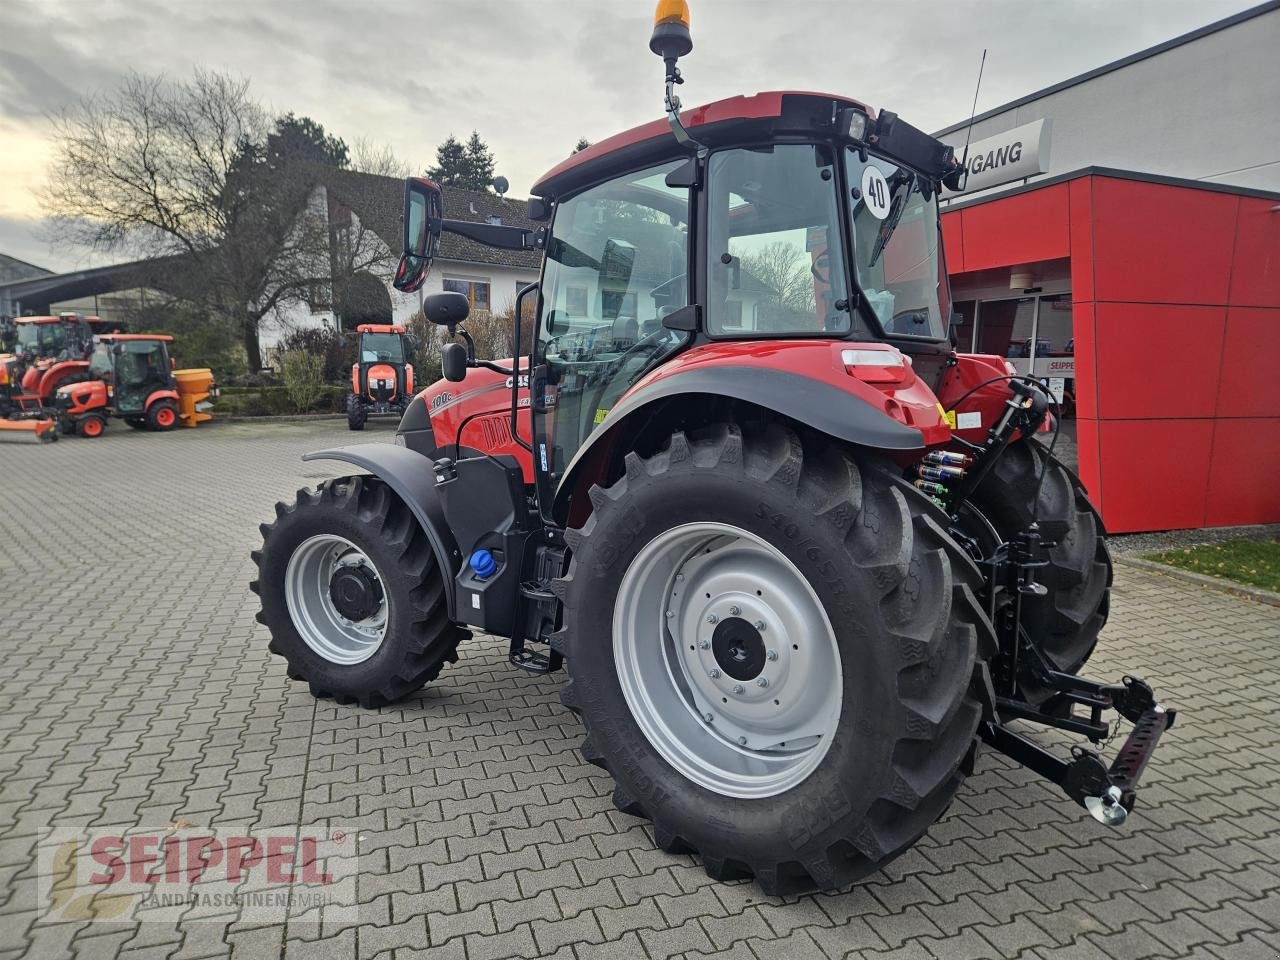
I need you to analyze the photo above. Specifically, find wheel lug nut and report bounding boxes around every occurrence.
[729,605,741,616]
[767,649,779,661]
[733,684,744,695]
[699,639,710,650]
[737,736,748,746]
[754,620,766,631]
[709,668,721,679]
[676,573,685,582]
[704,712,713,723]
[666,610,674,618]
[756,677,769,688]
[706,614,718,624]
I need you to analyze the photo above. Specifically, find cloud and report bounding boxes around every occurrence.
[0,0,1261,240]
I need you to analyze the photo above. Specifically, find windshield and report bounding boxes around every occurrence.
[706,144,852,336]
[360,332,404,363]
[19,322,67,355]
[846,149,949,339]
[535,160,690,489]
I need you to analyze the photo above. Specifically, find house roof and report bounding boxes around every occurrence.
[316,168,541,271]
[0,253,54,286]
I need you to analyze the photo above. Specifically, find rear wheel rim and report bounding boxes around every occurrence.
[285,534,388,664]
[156,407,175,426]
[613,522,842,799]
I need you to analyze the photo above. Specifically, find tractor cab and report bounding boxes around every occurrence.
[12,313,103,362]
[91,335,175,415]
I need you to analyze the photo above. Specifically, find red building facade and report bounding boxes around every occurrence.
[942,168,1280,533]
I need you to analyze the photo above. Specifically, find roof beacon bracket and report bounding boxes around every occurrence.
[650,1,706,157]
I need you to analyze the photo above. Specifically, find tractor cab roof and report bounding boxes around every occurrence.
[357,324,406,335]
[15,313,102,326]
[532,91,877,199]
[97,333,173,343]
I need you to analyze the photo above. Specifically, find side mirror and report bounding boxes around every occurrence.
[441,342,467,382]
[527,197,552,221]
[423,291,469,329]
[393,178,443,293]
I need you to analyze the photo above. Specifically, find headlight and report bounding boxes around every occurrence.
[839,107,870,143]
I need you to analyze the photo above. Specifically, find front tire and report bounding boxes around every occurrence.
[251,476,467,707]
[346,395,366,431]
[556,423,995,894]
[77,414,106,438]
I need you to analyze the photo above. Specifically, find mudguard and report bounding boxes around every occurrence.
[303,444,463,618]
[554,364,926,518]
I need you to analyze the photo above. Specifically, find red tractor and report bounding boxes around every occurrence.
[346,323,415,430]
[54,334,185,437]
[253,5,1172,894]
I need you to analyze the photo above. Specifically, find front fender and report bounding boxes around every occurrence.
[303,444,462,619]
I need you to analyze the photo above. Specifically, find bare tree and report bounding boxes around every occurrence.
[350,137,411,179]
[740,240,813,311]
[43,70,349,369]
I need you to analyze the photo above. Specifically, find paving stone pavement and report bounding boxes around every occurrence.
[1,419,1277,960]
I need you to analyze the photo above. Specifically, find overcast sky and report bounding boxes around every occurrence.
[0,0,1259,273]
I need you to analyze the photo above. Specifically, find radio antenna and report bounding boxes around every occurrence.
[958,48,987,190]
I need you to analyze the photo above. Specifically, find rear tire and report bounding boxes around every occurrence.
[252,476,467,707]
[556,422,996,894]
[969,440,1110,697]
[147,400,179,431]
[346,395,366,431]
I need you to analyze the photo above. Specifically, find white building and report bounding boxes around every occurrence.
[261,169,542,350]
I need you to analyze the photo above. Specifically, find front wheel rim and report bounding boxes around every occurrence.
[285,534,388,664]
[613,522,842,799]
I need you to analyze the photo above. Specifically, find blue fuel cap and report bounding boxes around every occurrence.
[470,549,497,579]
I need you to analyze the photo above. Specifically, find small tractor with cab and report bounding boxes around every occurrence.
[252,3,1174,893]
[54,333,217,438]
[0,313,123,442]
[346,323,415,431]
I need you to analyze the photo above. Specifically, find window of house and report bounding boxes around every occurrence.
[444,278,491,312]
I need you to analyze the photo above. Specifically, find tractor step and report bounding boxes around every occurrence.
[508,646,563,675]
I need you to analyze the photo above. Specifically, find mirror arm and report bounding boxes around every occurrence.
[453,327,514,376]
[454,328,477,363]
[440,218,536,251]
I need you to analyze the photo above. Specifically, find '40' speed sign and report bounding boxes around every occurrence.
[861,166,891,220]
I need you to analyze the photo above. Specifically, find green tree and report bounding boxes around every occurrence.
[428,131,497,190]
[463,131,495,189]
[573,137,591,154]
[427,134,470,187]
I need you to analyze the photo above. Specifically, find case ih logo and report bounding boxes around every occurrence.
[36,827,358,924]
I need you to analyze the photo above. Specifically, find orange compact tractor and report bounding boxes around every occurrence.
[54,334,216,438]
[346,324,414,430]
